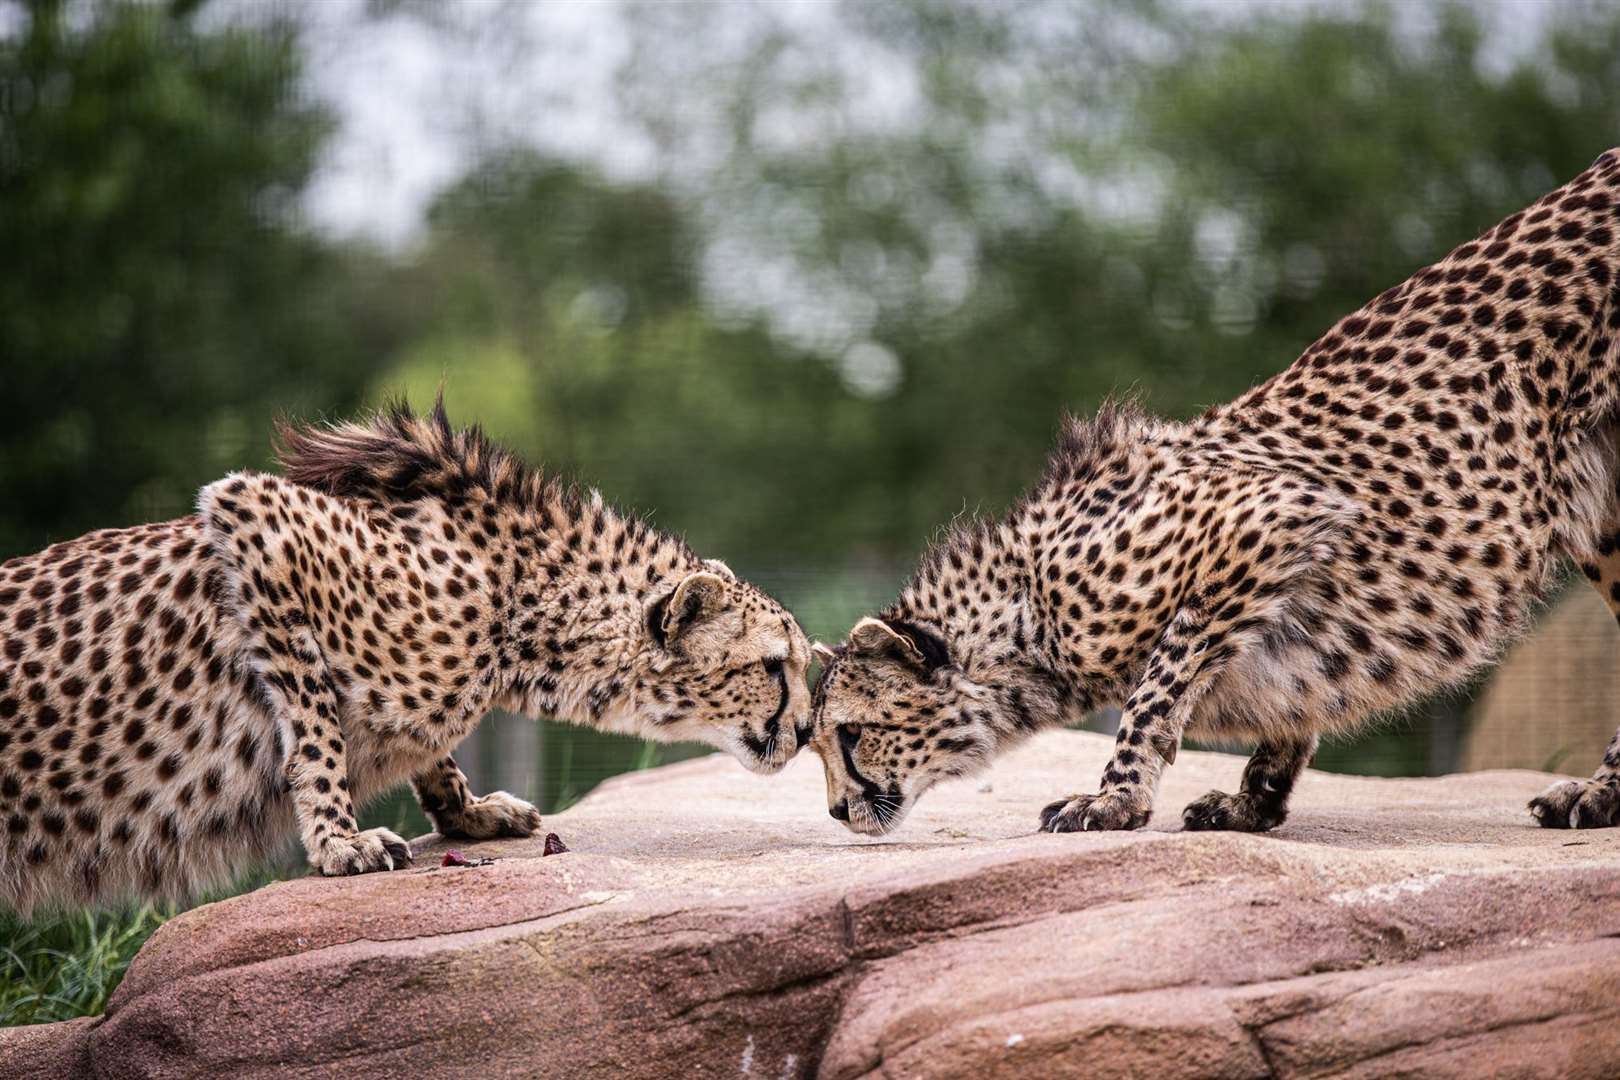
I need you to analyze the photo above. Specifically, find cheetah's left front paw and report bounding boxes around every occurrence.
[438,791,543,840]
[1529,779,1620,830]
[1039,789,1150,833]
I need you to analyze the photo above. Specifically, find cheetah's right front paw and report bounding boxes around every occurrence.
[1529,779,1620,830]
[316,827,415,876]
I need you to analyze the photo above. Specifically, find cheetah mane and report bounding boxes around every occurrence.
[276,395,581,513]
[904,396,1158,595]
[1040,395,1156,487]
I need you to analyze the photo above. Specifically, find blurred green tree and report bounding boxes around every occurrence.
[384,154,863,577]
[602,0,1620,575]
[0,0,402,558]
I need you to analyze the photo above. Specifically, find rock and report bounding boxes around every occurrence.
[4,731,1619,1079]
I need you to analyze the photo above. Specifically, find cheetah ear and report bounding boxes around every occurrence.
[655,570,729,646]
[811,641,839,665]
[848,618,927,669]
[701,559,736,581]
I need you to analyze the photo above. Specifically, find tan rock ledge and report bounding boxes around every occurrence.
[4,730,1619,1079]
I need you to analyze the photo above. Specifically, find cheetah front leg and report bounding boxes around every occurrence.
[1182,735,1317,833]
[201,480,413,875]
[412,756,542,840]
[283,670,417,874]
[1042,612,1213,832]
[1528,731,1619,830]
[273,627,413,876]
[1039,469,1352,833]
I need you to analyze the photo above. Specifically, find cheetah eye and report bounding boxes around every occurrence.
[837,724,862,754]
[763,658,785,677]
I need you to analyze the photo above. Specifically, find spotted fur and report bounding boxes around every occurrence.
[0,402,811,913]
[813,148,1620,836]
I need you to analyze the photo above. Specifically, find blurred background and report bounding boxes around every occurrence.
[4,0,1620,839]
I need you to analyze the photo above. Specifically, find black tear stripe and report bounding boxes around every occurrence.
[740,665,790,757]
[837,724,887,801]
[767,662,788,725]
[646,591,673,650]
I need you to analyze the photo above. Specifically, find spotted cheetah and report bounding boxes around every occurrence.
[811,148,1620,837]
[0,402,812,914]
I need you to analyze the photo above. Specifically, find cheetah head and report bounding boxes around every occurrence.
[637,562,814,775]
[809,618,1021,835]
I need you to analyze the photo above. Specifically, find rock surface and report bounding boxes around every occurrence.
[4,731,1620,1079]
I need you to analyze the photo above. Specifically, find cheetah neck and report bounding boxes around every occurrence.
[886,409,1191,743]
[486,490,702,735]
[890,520,1085,744]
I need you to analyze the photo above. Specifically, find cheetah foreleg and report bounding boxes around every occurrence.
[1183,735,1317,832]
[1530,523,1620,829]
[200,477,412,876]
[1042,612,1214,833]
[1040,467,1351,834]
[274,629,413,876]
[412,756,542,840]
[1530,727,1620,829]
[287,714,413,876]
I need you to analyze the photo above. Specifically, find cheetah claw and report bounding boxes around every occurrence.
[1039,790,1149,833]
[317,826,415,876]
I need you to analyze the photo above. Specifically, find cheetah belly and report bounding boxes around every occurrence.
[1191,645,1377,745]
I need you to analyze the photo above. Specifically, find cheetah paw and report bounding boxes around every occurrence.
[317,827,415,876]
[437,791,543,840]
[1529,779,1620,830]
[1039,789,1149,833]
[1181,790,1286,833]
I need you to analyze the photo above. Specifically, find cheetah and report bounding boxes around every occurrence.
[0,402,813,914]
[811,147,1620,837]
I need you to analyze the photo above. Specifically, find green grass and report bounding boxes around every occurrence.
[0,905,172,1026]
[0,857,302,1028]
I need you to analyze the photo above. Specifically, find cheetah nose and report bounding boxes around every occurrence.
[830,799,850,822]
[794,721,814,747]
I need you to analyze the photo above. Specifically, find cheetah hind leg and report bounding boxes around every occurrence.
[413,757,543,840]
[1183,736,1317,833]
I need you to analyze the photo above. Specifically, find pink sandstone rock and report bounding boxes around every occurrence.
[3,730,1618,1078]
